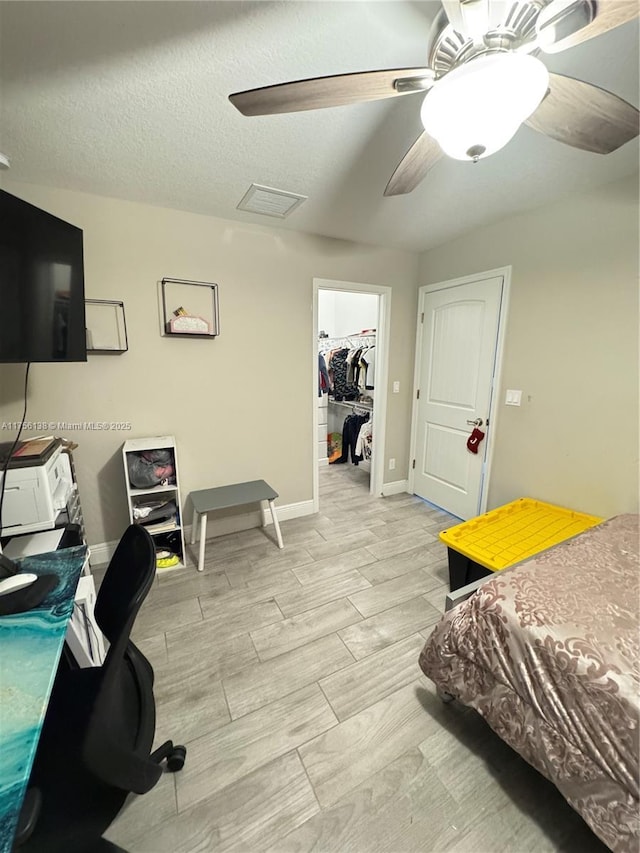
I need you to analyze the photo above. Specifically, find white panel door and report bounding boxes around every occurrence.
[413,275,504,519]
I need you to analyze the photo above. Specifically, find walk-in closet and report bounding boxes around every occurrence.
[317,289,379,499]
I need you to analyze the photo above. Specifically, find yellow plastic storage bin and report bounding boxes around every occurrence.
[441,498,603,590]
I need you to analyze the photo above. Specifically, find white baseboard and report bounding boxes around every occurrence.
[89,499,317,565]
[381,479,410,497]
[88,540,118,567]
[318,457,329,467]
[260,499,316,526]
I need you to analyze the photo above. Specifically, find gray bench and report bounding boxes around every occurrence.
[189,480,284,572]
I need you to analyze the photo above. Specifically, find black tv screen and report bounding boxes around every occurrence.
[0,189,86,362]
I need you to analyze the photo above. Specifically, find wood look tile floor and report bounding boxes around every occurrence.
[103,464,608,853]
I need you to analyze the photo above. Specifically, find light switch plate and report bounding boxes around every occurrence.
[392,381,400,394]
[505,389,522,406]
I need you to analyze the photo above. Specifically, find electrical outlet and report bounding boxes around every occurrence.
[388,458,396,470]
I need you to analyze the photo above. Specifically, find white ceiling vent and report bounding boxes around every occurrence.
[237,183,307,218]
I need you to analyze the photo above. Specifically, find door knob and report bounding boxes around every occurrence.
[466,418,483,427]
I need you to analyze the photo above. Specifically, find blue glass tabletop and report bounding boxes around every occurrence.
[0,545,88,852]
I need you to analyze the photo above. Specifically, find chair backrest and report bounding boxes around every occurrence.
[83,525,162,794]
[94,524,156,648]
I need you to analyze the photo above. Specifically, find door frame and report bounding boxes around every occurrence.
[312,278,392,513]
[407,266,512,516]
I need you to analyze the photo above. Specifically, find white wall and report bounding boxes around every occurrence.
[318,290,378,338]
[3,174,635,546]
[0,181,419,547]
[419,175,639,518]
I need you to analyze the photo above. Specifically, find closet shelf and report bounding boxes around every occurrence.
[128,484,180,498]
[328,400,372,412]
[318,332,376,350]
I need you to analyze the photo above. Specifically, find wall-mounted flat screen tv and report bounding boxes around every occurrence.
[0,189,86,362]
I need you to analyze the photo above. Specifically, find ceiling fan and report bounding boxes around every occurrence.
[229,0,639,196]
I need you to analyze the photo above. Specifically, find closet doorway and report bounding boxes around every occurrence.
[312,279,391,513]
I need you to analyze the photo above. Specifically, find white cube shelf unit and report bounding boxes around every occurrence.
[122,435,186,572]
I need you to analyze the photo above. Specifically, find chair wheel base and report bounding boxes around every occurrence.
[166,745,186,772]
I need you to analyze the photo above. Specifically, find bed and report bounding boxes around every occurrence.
[419,513,639,852]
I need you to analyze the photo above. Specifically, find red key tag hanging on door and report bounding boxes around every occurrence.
[466,427,485,454]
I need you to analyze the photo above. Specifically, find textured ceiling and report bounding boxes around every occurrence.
[0,1,638,253]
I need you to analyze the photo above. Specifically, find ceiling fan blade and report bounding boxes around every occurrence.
[229,68,434,116]
[539,0,639,53]
[384,132,443,196]
[526,73,639,154]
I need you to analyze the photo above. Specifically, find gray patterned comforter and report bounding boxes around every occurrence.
[419,513,639,852]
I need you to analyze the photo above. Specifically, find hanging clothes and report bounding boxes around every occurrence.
[356,347,371,394]
[348,348,363,386]
[319,335,376,396]
[330,412,370,465]
[355,419,373,463]
[330,348,359,401]
[318,352,331,397]
[362,345,375,390]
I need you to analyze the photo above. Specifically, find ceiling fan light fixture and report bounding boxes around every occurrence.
[420,52,549,161]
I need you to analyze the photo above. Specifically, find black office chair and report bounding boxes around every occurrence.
[16,525,186,853]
